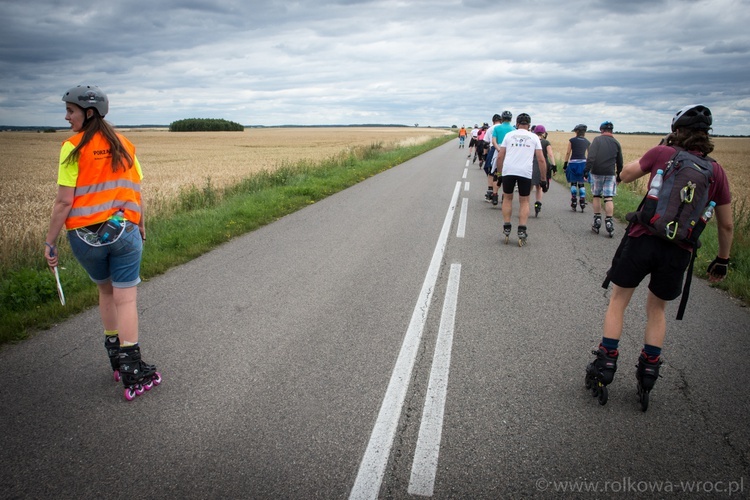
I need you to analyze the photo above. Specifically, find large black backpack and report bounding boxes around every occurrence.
[605,147,716,320]
[627,148,715,246]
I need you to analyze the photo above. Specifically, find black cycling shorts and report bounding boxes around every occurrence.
[606,235,692,300]
[501,175,532,197]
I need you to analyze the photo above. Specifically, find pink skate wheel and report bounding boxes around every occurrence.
[152,372,162,386]
[113,370,121,382]
[135,385,145,396]
[124,388,137,401]
[143,381,153,391]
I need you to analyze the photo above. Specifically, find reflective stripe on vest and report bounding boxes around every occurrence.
[64,132,142,229]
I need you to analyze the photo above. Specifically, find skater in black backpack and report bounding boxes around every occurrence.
[586,105,733,410]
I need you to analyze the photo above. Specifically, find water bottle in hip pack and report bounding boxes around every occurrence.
[626,148,715,247]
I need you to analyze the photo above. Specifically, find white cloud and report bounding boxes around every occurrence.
[0,0,748,134]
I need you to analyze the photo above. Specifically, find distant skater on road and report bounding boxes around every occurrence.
[44,85,161,402]
[468,124,480,159]
[530,124,555,217]
[585,121,623,237]
[488,111,515,206]
[564,124,590,212]
[585,104,733,411]
[494,113,547,246]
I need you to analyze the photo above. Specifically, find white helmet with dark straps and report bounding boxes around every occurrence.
[671,104,712,132]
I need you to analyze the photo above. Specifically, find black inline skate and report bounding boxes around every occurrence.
[517,225,528,247]
[636,353,662,412]
[579,196,586,212]
[503,223,512,245]
[484,188,493,202]
[119,344,162,401]
[534,201,542,217]
[570,195,577,212]
[105,335,121,382]
[605,217,615,238]
[592,214,602,234]
[585,346,619,405]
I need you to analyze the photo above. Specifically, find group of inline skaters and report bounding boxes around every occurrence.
[458,113,624,244]
[44,85,733,417]
[457,105,734,411]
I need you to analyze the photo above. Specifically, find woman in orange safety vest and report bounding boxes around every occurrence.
[44,85,161,402]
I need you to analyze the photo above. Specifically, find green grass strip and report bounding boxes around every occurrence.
[0,136,453,346]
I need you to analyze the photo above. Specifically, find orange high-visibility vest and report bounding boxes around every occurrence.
[64,132,142,230]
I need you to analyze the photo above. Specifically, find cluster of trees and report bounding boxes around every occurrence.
[169,118,244,132]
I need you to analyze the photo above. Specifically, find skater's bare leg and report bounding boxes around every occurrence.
[603,284,636,341]
[502,192,514,223]
[644,290,667,348]
[518,196,530,226]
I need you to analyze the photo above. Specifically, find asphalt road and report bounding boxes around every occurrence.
[1,140,748,499]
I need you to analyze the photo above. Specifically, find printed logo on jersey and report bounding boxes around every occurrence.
[509,135,533,148]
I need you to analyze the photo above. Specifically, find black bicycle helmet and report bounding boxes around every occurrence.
[501,110,512,121]
[671,104,712,132]
[62,85,108,117]
[572,123,587,132]
[600,121,614,131]
[516,113,531,125]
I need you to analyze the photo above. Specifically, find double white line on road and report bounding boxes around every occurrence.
[408,262,461,496]
[349,182,462,500]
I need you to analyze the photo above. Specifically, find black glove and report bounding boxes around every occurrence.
[563,161,568,172]
[707,257,730,281]
[616,174,622,183]
[540,180,549,192]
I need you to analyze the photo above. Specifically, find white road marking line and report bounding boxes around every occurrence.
[456,198,468,238]
[465,159,470,167]
[463,181,470,191]
[349,182,462,500]
[407,263,461,497]
[462,168,468,179]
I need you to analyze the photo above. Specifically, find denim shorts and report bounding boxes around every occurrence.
[68,221,142,288]
[590,174,617,197]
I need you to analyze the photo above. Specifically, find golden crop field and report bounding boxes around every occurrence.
[1,127,747,269]
[544,131,749,202]
[0,127,450,266]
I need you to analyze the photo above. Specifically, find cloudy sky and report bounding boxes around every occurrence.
[1,0,749,135]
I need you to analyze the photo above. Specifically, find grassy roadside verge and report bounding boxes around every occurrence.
[0,135,454,346]
[552,173,750,305]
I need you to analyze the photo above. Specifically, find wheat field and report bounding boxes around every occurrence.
[544,131,749,201]
[1,127,746,268]
[0,127,450,266]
